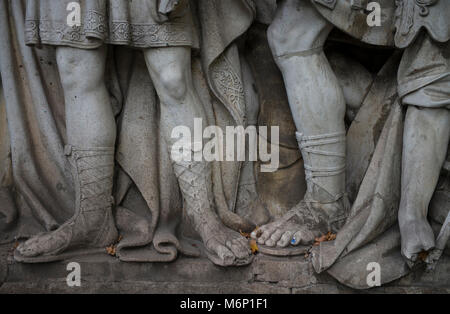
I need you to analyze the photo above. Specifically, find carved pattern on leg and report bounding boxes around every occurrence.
[171,148,253,266]
[14,146,118,263]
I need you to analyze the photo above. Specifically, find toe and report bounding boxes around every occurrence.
[291,229,315,246]
[265,238,276,247]
[291,231,303,246]
[265,230,284,247]
[277,231,293,248]
[270,230,283,243]
[235,238,251,254]
[218,247,235,266]
[17,236,45,257]
[257,229,273,245]
[16,242,34,257]
[209,239,235,266]
[252,224,269,239]
[229,241,250,260]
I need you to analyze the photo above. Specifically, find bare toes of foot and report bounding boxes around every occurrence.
[291,231,303,246]
[236,238,252,254]
[227,240,250,260]
[257,228,274,245]
[17,234,51,257]
[208,239,235,266]
[17,242,36,257]
[251,224,269,240]
[264,230,283,247]
[277,231,293,248]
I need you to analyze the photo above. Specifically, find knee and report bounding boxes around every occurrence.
[268,24,331,58]
[267,2,332,56]
[57,53,104,94]
[157,67,188,103]
[267,22,286,54]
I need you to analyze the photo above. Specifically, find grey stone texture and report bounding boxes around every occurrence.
[1,247,449,293]
[0,0,449,293]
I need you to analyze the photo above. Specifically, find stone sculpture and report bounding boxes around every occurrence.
[394,0,450,264]
[251,0,351,251]
[251,0,450,269]
[14,0,254,266]
[0,0,448,292]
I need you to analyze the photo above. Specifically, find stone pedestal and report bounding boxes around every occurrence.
[1,244,448,294]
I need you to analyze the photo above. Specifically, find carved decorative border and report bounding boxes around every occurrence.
[25,11,193,48]
[415,0,438,17]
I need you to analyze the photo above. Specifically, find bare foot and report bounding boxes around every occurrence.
[251,199,347,248]
[201,218,253,266]
[251,207,318,247]
[173,158,253,266]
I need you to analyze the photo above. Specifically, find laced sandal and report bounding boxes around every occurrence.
[15,146,118,263]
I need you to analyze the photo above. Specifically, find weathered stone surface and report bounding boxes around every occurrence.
[0,1,449,293]
[253,255,316,287]
[0,281,292,295]
[1,246,449,294]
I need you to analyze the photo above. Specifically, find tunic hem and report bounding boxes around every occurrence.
[25,19,195,49]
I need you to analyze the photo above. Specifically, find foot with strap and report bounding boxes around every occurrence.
[15,146,118,263]
[251,131,349,256]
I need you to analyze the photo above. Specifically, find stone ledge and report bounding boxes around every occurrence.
[1,248,449,294]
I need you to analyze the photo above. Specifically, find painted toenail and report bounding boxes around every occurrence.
[291,237,296,245]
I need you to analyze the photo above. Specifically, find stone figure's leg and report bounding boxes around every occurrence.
[143,46,252,266]
[327,51,374,122]
[397,33,450,263]
[236,54,270,226]
[60,46,117,148]
[399,106,450,262]
[16,46,118,261]
[252,0,348,248]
